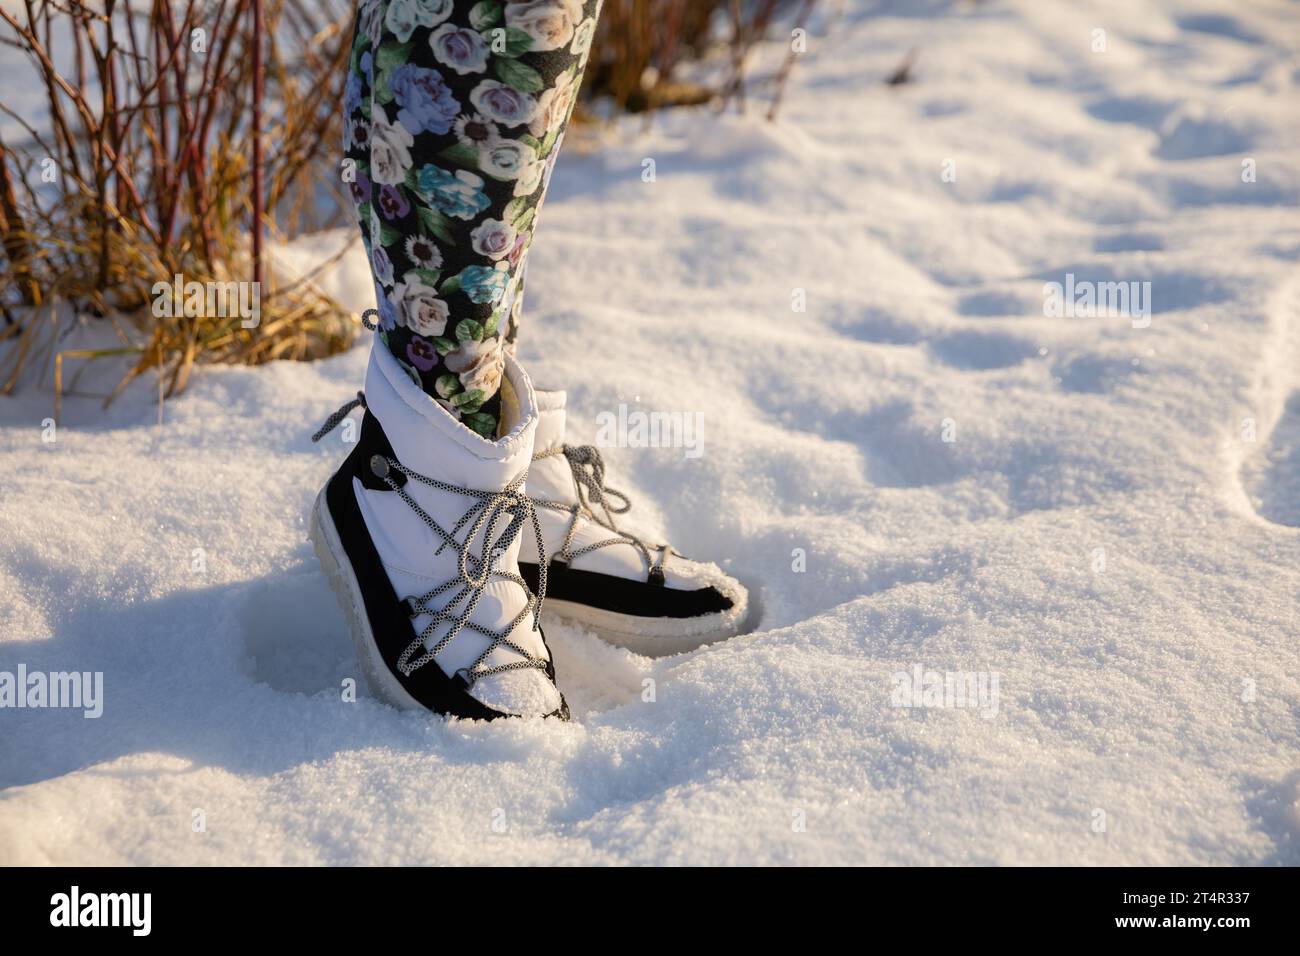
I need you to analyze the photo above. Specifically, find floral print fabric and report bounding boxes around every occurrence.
[345,0,601,436]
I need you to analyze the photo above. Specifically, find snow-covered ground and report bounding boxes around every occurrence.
[3,0,1300,865]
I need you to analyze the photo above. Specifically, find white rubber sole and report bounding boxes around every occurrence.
[309,486,427,711]
[542,591,750,658]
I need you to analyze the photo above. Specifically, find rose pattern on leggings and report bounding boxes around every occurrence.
[345,0,600,436]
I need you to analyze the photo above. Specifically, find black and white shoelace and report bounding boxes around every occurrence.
[315,394,551,687]
[532,444,674,585]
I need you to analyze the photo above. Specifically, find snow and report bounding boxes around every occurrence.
[3,0,1300,865]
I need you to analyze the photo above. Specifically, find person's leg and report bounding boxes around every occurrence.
[326,1,744,702]
[344,0,601,437]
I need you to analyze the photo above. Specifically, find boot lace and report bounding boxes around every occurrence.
[315,393,551,687]
[532,444,674,584]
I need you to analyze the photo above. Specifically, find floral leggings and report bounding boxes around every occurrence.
[345,0,601,436]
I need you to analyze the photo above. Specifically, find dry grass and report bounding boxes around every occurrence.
[0,0,356,407]
[583,0,816,116]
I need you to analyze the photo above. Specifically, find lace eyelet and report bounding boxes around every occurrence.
[370,455,390,478]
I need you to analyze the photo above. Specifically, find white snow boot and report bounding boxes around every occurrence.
[309,338,567,720]
[519,389,749,656]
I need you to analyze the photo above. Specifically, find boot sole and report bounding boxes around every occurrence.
[541,594,750,658]
[309,486,430,712]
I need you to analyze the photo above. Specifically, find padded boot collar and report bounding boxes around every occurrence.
[364,334,537,490]
[533,388,567,456]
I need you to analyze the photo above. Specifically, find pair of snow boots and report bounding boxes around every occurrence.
[309,340,748,720]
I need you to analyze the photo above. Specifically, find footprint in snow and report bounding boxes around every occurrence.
[1242,390,1300,528]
